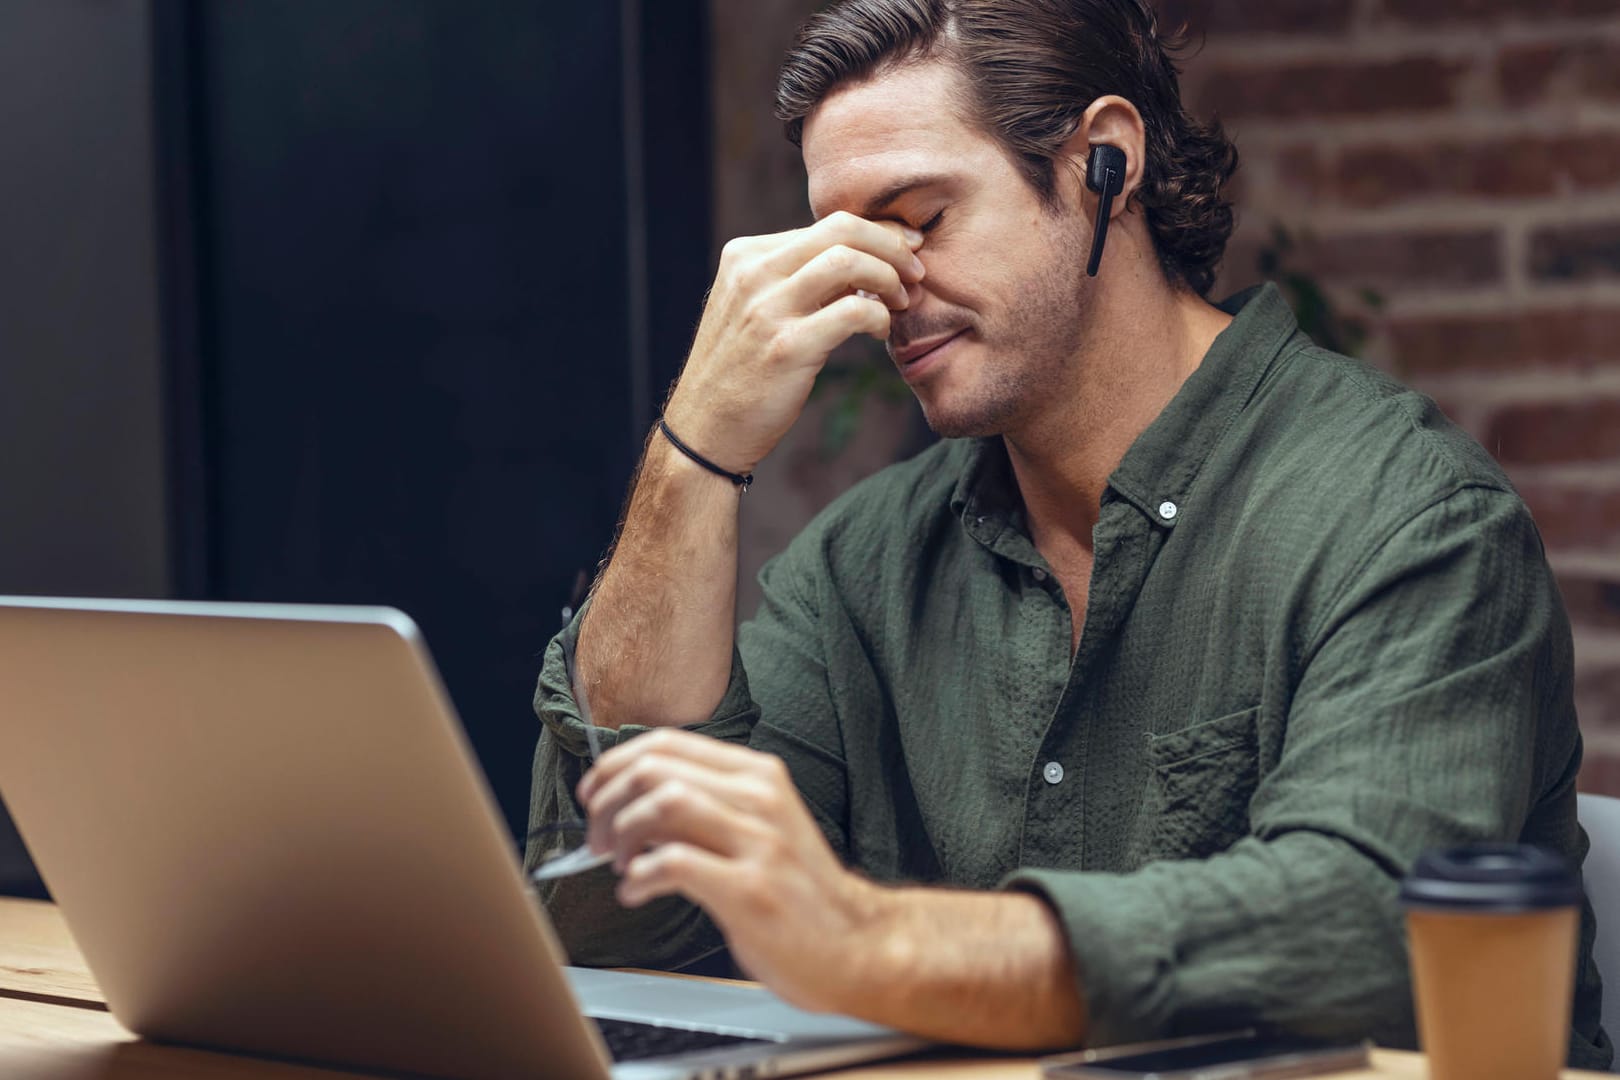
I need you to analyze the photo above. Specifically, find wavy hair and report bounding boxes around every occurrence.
[775,0,1239,296]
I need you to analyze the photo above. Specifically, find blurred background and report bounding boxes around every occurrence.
[1,0,1616,899]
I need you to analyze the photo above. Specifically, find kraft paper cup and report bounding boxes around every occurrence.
[1401,845,1581,1080]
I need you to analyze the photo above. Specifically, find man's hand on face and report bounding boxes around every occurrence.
[661,212,925,477]
[576,729,876,1012]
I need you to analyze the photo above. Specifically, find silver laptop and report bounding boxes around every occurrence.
[0,597,925,1079]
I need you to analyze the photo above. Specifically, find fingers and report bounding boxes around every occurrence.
[582,748,776,854]
[575,730,807,871]
[786,244,909,312]
[579,728,771,802]
[617,841,740,910]
[769,211,925,289]
[797,293,891,348]
[603,777,766,876]
[656,209,924,497]
[580,739,791,891]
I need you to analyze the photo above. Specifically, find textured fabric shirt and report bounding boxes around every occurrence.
[526,283,1610,1069]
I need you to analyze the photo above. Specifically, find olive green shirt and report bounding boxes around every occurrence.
[527,283,1610,1069]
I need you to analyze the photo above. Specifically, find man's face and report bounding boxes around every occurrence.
[803,60,1095,439]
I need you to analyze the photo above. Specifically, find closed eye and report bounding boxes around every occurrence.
[919,210,945,233]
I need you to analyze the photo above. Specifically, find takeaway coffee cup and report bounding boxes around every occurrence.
[1400,844,1582,1080]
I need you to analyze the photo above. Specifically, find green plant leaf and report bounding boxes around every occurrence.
[1258,219,1384,360]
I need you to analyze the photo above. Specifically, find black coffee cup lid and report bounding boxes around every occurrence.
[1400,844,1581,911]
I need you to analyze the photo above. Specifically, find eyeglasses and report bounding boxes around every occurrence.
[529,617,614,882]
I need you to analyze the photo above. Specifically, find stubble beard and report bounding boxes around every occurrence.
[915,217,1094,440]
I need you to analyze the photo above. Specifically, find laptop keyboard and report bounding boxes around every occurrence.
[594,1016,774,1063]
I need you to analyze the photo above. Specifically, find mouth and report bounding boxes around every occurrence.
[893,328,967,369]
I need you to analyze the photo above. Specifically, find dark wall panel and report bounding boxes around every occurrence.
[195,2,645,834]
[641,0,714,411]
[0,0,168,600]
[0,0,169,898]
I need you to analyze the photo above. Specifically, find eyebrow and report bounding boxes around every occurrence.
[858,173,954,218]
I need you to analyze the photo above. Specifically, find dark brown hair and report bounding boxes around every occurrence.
[776,0,1239,296]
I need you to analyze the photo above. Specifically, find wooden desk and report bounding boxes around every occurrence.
[0,898,1602,1078]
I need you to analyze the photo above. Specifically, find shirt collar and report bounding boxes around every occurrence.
[949,282,1303,535]
[949,435,1022,551]
[1106,282,1302,525]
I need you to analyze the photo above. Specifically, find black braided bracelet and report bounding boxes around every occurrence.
[657,419,754,492]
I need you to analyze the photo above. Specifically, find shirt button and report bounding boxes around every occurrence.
[1032,567,1048,582]
[1042,761,1064,785]
[1159,500,1178,521]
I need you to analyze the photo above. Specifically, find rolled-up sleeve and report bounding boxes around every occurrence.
[524,604,761,970]
[1004,486,1597,1056]
[525,534,853,970]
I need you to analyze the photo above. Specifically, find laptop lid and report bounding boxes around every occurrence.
[0,597,609,1079]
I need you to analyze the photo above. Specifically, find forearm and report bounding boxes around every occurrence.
[576,214,920,729]
[577,433,741,729]
[844,884,1088,1051]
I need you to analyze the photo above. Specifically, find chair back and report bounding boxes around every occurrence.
[1578,791,1620,1071]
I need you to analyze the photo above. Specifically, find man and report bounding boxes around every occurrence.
[527,0,1609,1066]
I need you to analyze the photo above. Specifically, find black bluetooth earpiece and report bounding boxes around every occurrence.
[1085,144,1127,277]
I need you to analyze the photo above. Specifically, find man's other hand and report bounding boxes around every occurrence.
[575,727,877,1012]
[661,212,925,478]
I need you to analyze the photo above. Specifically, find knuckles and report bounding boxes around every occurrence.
[761,755,791,784]
[625,754,664,796]
[644,844,685,882]
[823,244,857,277]
[652,778,691,815]
[729,257,764,293]
[717,235,754,268]
[819,209,863,237]
[733,865,779,920]
[747,781,782,819]
[764,326,799,365]
[753,829,790,868]
[641,728,683,750]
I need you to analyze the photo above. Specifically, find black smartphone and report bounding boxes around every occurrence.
[1039,1029,1371,1079]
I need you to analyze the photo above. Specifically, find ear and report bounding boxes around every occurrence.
[1058,95,1146,218]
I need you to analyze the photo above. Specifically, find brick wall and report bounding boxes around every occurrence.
[708,0,1620,795]
[1160,0,1620,794]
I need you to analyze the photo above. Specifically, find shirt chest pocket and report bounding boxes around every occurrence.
[1139,705,1261,863]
